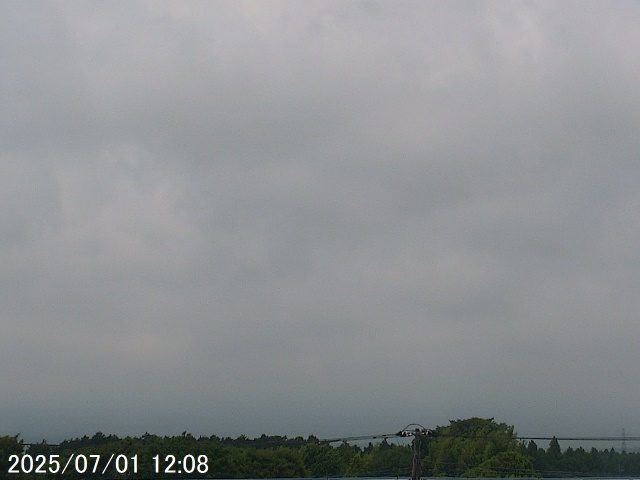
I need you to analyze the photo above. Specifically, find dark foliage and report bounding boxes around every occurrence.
[3,417,640,478]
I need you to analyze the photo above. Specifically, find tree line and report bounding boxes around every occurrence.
[2,418,639,478]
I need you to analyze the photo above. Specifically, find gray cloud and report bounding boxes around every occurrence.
[2,1,640,444]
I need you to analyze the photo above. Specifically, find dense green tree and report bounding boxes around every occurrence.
[547,437,561,458]
[427,418,521,476]
[301,442,341,476]
[244,448,306,477]
[365,441,412,477]
[1,435,26,479]
[463,450,538,477]
[335,441,366,475]
[15,420,640,479]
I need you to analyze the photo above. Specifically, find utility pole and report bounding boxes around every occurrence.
[399,426,433,480]
[411,435,421,480]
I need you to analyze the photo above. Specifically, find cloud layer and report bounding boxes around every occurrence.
[2,1,640,443]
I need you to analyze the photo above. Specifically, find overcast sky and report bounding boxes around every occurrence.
[2,0,640,445]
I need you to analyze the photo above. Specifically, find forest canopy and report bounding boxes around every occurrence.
[3,418,637,479]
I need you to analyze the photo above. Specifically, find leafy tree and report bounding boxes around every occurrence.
[335,441,366,475]
[301,442,341,476]
[365,441,412,477]
[19,420,640,479]
[244,447,306,477]
[0,435,25,479]
[463,450,538,477]
[427,418,521,476]
[547,437,561,458]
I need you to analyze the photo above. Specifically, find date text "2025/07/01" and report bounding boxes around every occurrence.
[8,453,209,475]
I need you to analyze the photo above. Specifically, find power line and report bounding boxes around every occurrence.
[320,424,433,444]
[320,432,403,443]
[321,431,640,444]
[517,436,640,442]
[22,431,640,448]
